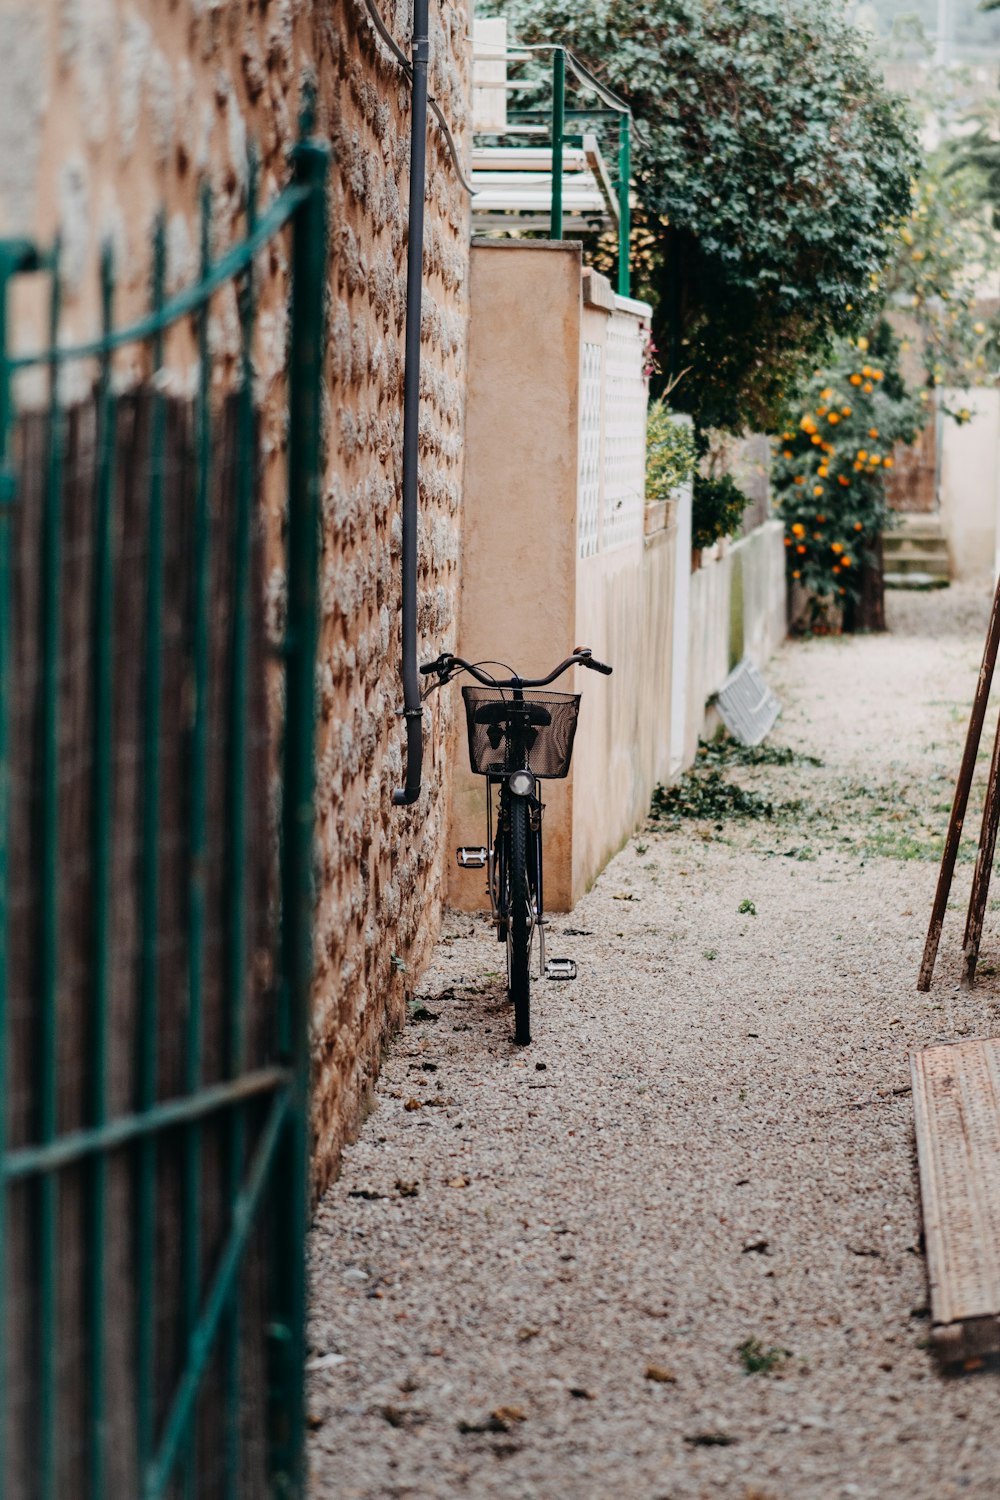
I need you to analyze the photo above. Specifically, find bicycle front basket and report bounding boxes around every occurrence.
[462,686,581,779]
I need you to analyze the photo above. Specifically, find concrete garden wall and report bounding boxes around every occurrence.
[685,519,788,760]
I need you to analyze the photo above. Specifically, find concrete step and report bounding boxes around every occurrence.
[890,528,947,546]
[884,539,950,560]
[892,513,946,540]
[884,571,950,590]
[883,532,949,552]
[883,553,950,578]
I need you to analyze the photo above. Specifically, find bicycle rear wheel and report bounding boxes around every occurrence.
[506,795,531,1045]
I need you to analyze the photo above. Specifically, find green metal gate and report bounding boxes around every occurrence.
[0,114,327,1500]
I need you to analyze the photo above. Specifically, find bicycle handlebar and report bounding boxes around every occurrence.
[419,647,613,688]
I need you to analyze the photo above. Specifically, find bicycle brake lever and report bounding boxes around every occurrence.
[419,653,453,676]
[573,645,612,675]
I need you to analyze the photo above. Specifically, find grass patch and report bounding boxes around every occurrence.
[650,770,776,823]
[697,735,823,769]
[737,1337,789,1375]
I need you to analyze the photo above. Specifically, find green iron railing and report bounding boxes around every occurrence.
[0,113,328,1500]
[507,45,634,295]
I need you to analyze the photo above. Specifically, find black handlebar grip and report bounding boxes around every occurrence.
[419,660,438,675]
[587,657,613,675]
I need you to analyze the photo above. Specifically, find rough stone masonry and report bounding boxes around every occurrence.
[0,0,473,1187]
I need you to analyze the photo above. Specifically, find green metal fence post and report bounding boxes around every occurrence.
[39,242,64,1500]
[138,213,168,1489]
[182,180,213,1500]
[0,234,39,1500]
[617,114,631,298]
[550,48,565,240]
[88,240,117,1500]
[269,124,328,1498]
[225,144,259,1500]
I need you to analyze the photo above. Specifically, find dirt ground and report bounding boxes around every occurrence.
[308,583,1000,1500]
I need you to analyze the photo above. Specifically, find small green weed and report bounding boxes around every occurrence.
[703,948,719,961]
[737,1337,789,1375]
[738,898,757,916]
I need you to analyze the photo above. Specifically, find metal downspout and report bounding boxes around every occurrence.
[393,0,430,806]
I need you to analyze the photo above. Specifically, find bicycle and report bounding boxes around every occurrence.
[419,647,613,1045]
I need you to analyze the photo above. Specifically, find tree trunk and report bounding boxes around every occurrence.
[843,535,886,633]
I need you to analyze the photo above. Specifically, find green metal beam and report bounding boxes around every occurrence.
[550,48,565,240]
[2,1068,291,1179]
[143,1088,290,1500]
[10,186,309,370]
[225,144,259,1500]
[39,244,64,1500]
[136,212,167,1479]
[0,236,41,1500]
[270,127,329,1499]
[618,115,631,298]
[88,241,117,1500]
[182,178,213,1500]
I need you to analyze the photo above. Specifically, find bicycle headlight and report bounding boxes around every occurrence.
[509,769,535,799]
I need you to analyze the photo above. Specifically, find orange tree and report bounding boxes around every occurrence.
[772,320,921,625]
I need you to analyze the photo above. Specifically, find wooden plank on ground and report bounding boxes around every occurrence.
[912,1039,1000,1366]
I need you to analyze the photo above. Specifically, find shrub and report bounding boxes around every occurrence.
[646,399,696,503]
[691,472,749,552]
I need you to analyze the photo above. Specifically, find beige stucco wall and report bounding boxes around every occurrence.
[572,523,676,901]
[449,239,581,913]
[939,388,1000,582]
[3,0,472,1189]
[453,242,672,912]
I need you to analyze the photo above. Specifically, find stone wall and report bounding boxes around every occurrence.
[0,0,472,1191]
[317,0,471,1189]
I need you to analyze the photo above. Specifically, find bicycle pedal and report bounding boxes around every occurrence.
[545,958,577,981]
[456,846,488,869]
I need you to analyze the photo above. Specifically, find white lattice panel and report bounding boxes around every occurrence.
[577,341,603,559]
[602,311,647,551]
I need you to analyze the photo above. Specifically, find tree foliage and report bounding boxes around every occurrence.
[772,321,922,610]
[493,0,918,432]
[885,156,1000,398]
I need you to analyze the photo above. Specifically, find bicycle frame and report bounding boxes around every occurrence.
[486,769,546,974]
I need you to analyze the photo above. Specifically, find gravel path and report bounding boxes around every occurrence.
[309,584,1000,1500]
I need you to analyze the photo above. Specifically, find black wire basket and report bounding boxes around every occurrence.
[462,685,581,779]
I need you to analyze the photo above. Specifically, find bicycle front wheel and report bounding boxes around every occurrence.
[506,795,532,1045]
